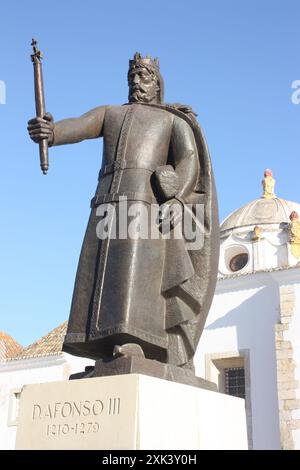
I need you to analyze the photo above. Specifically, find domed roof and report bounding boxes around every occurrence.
[221,197,300,232]
[221,170,300,232]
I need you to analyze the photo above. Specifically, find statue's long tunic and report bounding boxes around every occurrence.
[53,103,216,364]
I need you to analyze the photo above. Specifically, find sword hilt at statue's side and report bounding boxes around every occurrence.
[31,38,49,175]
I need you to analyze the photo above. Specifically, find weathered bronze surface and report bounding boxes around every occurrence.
[30,39,49,175]
[71,356,218,391]
[28,53,219,385]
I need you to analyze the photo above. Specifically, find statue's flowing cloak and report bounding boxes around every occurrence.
[63,103,219,365]
[149,103,219,364]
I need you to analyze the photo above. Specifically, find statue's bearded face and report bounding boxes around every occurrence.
[128,67,160,103]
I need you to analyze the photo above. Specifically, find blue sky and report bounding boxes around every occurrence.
[0,0,299,346]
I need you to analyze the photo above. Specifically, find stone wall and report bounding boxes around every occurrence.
[275,285,300,449]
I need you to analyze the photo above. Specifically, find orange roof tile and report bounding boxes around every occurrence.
[13,322,68,360]
[0,332,23,360]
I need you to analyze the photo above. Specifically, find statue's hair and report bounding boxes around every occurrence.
[128,63,159,84]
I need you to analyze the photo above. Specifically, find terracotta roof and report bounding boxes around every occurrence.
[13,322,68,360]
[0,332,23,360]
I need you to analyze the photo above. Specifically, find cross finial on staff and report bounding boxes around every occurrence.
[31,38,43,63]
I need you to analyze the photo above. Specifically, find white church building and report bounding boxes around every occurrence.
[1,170,300,450]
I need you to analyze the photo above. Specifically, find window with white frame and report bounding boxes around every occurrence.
[7,388,22,426]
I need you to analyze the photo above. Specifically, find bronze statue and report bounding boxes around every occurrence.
[28,53,219,387]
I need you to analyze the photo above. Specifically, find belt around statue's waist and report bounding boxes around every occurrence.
[98,160,158,178]
[91,191,157,208]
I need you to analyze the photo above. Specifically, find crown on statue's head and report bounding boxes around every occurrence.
[129,52,160,73]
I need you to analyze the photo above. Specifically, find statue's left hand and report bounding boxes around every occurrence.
[159,198,183,232]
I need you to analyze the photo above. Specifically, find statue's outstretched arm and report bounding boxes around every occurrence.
[52,106,107,146]
[28,106,107,147]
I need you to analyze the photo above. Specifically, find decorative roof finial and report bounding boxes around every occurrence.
[252,226,261,241]
[262,169,276,199]
[289,211,300,259]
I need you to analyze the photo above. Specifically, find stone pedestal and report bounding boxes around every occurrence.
[15,374,248,450]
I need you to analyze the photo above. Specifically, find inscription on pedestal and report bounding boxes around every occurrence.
[109,397,121,415]
[30,397,120,439]
[16,376,137,449]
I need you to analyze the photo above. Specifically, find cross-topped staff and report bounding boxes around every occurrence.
[30,38,49,175]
